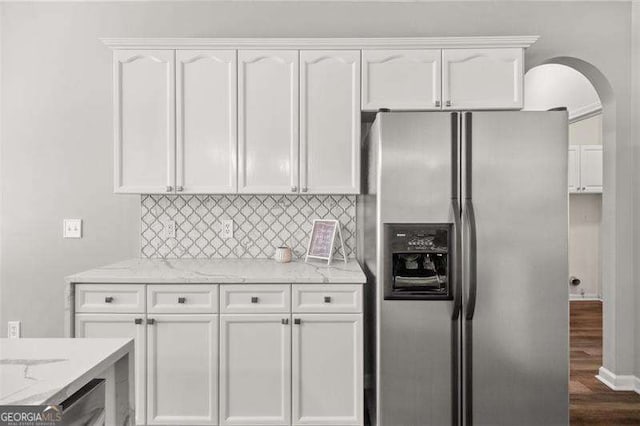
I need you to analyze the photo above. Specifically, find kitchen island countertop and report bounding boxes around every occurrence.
[0,338,133,424]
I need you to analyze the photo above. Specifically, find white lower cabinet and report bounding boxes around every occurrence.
[75,313,147,426]
[146,314,219,425]
[219,314,291,425]
[292,314,363,426]
[74,283,363,426]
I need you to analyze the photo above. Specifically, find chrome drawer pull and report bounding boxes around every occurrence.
[324,296,332,303]
[104,297,114,303]
[251,296,259,304]
[294,318,301,325]
[147,318,155,325]
[134,318,143,325]
[178,297,186,304]
[281,318,289,325]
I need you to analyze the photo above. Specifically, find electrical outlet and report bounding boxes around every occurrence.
[164,220,176,239]
[221,220,233,239]
[63,219,82,238]
[8,321,21,339]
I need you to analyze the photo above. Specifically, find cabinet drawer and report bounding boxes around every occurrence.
[292,284,362,313]
[147,284,218,313]
[220,285,290,313]
[75,284,145,313]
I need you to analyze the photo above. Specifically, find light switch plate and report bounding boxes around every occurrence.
[63,219,82,238]
[8,321,20,339]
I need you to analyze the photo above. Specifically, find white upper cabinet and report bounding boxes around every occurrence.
[292,314,363,426]
[300,50,361,194]
[146,314,219,425]
[219,314,291,425]
[568,145,580,193]
[176,50,237,194]
[114,50,175,194]
[568,144,602,194]
[579,145,603,193]
[442,48,523,110]
[362,49,442,111]
[238,50,299,194]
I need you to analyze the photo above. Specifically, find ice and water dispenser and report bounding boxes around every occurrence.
[384,223,452,300]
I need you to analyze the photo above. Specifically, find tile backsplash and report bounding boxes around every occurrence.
[141,195,356,259]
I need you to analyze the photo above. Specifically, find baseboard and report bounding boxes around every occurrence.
[596,366,640,394]
[569,294,602,301]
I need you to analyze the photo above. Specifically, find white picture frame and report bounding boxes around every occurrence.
[305,219,347,265]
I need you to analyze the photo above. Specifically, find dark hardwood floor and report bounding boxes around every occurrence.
[570,301,640,424]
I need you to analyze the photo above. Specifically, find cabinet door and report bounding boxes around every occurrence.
[75,313,146,426]
[114,50,175,194]
[146,314,218,425]
[362,49,442,111]
[220,314,291,425]
[176,50,237,194]
[300,50,360,194]
[238,50,299,193]
[579,145,603,193]
[292,314,363,426]
[568,145,580,193]
[442,48,523,110]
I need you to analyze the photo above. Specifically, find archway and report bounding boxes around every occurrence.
[524,57,623,419]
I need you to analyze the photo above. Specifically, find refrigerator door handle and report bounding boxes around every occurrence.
[464,198,478,321]
[451,199,462,321]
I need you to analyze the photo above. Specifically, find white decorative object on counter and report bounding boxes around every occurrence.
[274,246,293,263]
[305,219,347,265]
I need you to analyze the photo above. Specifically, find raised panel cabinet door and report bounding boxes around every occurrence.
[442,48,523,110]
[238,50,299,193]
[146,314,219,425]
[361,49,442,111]
[568,145,580,193]
[177,50,237,193]
[114,50,175,194]
[292,314,363,426]
[219,314,291,425]
[74,313,146,426]
[579,145,603,193]
[300,50,360,194]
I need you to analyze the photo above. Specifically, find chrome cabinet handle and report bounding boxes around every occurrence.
[323,296,331,303]
[176,186,184,192]
[291,186,298,192]
[251,296,259,304]
[281,318,289,325]
[301,187,308,193]
[134,318,143,325]
[435,100,441,108]
[147,318,155,325]
[178,297,186,304]
[104,297,114,303]
[445,100,452,107]
[294,318,301,325]
[166,186,173,192]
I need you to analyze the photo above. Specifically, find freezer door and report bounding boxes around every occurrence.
[462,111,569,426]
[375,112,461,426]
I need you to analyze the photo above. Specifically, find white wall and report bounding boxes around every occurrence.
[525,64,602,121]
[568,115,603,299]
[0,1,637,381]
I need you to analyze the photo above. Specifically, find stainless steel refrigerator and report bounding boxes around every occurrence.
[357,111,569,426]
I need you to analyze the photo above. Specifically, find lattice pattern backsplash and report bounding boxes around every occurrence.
[140,195,356,259]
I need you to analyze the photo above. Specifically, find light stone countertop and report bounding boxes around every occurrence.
[65,258,366,284]
[0,338,132,406]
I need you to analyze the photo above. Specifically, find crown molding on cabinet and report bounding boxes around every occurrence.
[101,36,539,50]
